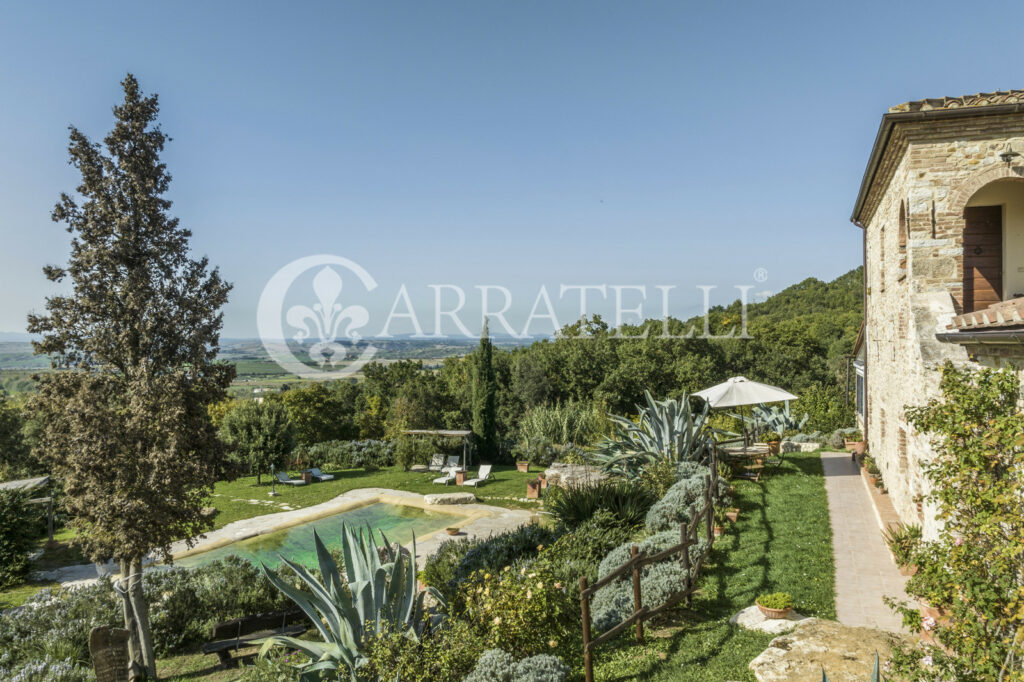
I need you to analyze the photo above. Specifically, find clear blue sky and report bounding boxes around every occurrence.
[2,1,1022,338]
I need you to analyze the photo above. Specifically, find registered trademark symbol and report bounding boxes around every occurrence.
[753,267,768,283]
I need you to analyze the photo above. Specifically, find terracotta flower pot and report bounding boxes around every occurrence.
[725,509,739,523]
[767,440,780,455]
[845,440,867,455]
[899,564,918,577]
[713,525,724,538]
[516,461,530,473]
[445,527,460,536]
[756,603,793,620]
[526,479,541,499]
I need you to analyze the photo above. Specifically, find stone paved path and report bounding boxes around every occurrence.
[821,451,909,632]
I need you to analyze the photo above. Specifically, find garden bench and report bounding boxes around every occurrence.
[201,608,307,668]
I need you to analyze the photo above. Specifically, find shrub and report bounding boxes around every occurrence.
[0,489,41,589]
[759,431,782,443]
[846,429,863,442]
[421,535,483,602]
[0,654,94,682]
[644,475,707,533]
[463,648,570,682]
[449,524,562,596]
[516,401,608,448]
[365,618,486,682]
[237,649,304,680]
[827,430,846,450]
[863,456,879,476]
[546,480,655,529]
[637,457,678,498]
[531,510,635,585]
[460,565,579,661]
[511,438,585,468]
[592,532,708,631]
[395,435,434,471]
[303,439,395,470]
[756,592,793,610]
[793,382,854,433]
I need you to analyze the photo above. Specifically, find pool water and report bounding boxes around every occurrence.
[176,502,461,569]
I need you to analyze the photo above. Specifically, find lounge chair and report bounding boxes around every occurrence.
[462,464,492,488]
[308,468,334,482]
[275,471,306,486]
[445,455,460,470]
[427,454,446,472]
[432,469,457,486]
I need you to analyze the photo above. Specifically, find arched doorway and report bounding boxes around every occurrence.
[962,178,1024,312]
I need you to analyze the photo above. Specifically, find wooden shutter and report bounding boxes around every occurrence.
[963,205,1003,313]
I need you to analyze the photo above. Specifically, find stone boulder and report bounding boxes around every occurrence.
[409,464,429,473]
[749,619,912,682]
[543,463,605,488]
[423,492,477,505]
[729,605,812,634]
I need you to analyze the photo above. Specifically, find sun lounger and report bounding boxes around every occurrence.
[308,468,334,482]
[432,469,457,485]
[462,464,492,488]
[275,471,306,486]
[427,454,446,472]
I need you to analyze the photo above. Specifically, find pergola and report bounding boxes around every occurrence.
[402,429,473,469]
[0,475,54,542]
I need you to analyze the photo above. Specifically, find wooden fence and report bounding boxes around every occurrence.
[578,464,720,682]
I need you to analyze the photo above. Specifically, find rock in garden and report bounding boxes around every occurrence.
[423,492,476,505]
[409,464,429,472]
[749,619,911,682]
[543,463,605,488]
[729,605,811,634]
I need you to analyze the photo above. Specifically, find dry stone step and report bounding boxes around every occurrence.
[423,492,476,505]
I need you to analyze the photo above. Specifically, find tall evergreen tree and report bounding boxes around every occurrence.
[26,75,234,678]
[472,318,498,461]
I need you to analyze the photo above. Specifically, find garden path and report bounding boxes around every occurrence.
[821,451,909,633]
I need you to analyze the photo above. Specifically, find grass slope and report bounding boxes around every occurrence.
[593,451,835,681]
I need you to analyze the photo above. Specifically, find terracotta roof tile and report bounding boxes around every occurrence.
[889,90,1024,114]
[948,297,1024,330]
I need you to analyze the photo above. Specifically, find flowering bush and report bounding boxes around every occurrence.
[446,524,562,600]
[0,654,93,682]
[365,618,487,682]
[461,565,579,662]
[463,648,570,682]
[887,363,1024,680]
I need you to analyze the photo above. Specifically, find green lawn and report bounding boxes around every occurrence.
[591,450,836,681]
[209,464,541,529]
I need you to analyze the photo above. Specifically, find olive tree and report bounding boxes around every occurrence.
[220,400,295,484]
[26,75,233,678]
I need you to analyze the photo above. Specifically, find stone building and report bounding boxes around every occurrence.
[851,90,1024,536]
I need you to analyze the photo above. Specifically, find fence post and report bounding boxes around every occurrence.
[630,545,644,644]
[580,576,594,682]
[704,475,713,546]
[680,522,691,607]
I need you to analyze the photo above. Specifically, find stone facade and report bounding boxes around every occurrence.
[853,95,1024,537]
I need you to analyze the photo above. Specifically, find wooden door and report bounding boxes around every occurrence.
[963,205,1003,313]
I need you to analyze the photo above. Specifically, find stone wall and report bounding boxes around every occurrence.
[858,116,1024,537]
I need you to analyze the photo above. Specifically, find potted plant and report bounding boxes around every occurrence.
[713,508,726,537]
[526,478,541,499]
[725,507,740,523]
[538,472,548,489]
[760,431,782,455]
[882,523,921,576]
[756,592,794,619]
[516,460,530,473]
[844,429,866,455]
[445,527,460,536]
[864,456,880,486]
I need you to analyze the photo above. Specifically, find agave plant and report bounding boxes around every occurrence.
[591,390,712,478]
[258,524,444,681]
[749,403,808,436]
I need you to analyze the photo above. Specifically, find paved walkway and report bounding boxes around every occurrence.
[821,451,909,632]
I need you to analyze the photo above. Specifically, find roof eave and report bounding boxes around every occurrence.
[850,103,1024,226]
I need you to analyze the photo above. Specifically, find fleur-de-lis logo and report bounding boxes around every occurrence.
[258,255,378,379]
[285,267,369,367]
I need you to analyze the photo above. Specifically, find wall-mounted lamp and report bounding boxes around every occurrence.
[1000,144,1020,164]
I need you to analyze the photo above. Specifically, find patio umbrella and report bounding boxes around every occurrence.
[694,377,798,451]
[693,376,798,408]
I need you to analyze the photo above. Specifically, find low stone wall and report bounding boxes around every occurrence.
[543,462,605,488]
[781,441,821,453]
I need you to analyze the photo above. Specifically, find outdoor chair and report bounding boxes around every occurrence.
[445,455,460,469]
[462,464,492,488]
[432,469,457,486]
[427,454,446,472]
[275,471,307,486]
[308,467,334,482]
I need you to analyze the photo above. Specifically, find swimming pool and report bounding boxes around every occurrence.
[175,502,461,569]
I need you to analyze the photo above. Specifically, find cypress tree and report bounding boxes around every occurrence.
[471,318,498,461]
[26,75,233,678]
